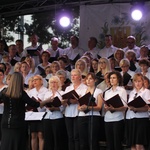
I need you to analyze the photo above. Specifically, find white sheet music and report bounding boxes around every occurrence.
[25,111,46,121]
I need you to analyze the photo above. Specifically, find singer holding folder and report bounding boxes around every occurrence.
[103,71,127,150]
[64,69,87,150]
[43,76,68,150]
[78,72,103,150]
[125,73,150,150]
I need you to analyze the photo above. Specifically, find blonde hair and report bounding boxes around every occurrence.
[97,57,111,74]
[114,48,125,60]
[75,59,88,75]
[48,76,61,90]
[33,75,43,86]
[25,56,35,73]
[133,73,144,82]
[14,62,21,72]
[5,72,24,98]
[71,69,82,82]
[119,58,130,67]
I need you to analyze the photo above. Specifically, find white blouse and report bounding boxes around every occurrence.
[104,86,127,122]
[28,86,48,112]
[78,88,102,116]
[64,83,87,117]
[126,88,150,119]
[44,90,65,120]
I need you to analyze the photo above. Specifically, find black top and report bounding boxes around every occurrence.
[0,90,40,129]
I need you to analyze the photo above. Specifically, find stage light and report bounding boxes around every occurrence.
[131,9,143,21]
[130,2,145,21]
[59,16,71,27]
[56,8,72,28]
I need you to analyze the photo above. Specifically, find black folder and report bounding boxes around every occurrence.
[105,94,124,108]
[46,96,61,107]
[97,54,101,59]
[78,92,96,106]
[48,57,58,63]
[38,66,46,77]
[129,61,137,71]
[107,54,114,59]
[97,54,114,59]
[114,66,122,72]
[62,90,79,105]
[128,96,146,108]
[10,58,18,66]
[26,97,39,111]
[27,44,43,56]
[70,54,80,65]
[27,49,38,56]
[123,72,131,86]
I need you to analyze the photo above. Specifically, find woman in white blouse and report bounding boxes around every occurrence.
[64,69,87,150]
[125,73,150,150]
[78,72,103,150]
[104,71,127,150]
[28,75,48,150]
[43,76,67,150]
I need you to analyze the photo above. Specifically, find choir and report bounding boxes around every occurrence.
[0,34,150,150]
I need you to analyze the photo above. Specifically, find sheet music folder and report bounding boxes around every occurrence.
[25,111,46,121]
[26,97,39,111]
[128,96,146,108]
[70,54,80,65]
[105,94,124,108]
[27,49,38,56]
[46,96,61,107]
[123,72,131,86]
[78,92,96,106]
[62,90,79,105]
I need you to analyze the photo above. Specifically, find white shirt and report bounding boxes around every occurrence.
[47,47,64,57]
[78,88,102,116]
[64,83,87,117]
[98,45,118,58]
[0,85,8,114]
[85,47,99,59]
[64,46,84,60]
[141,72,150,79]
[17,49,27,58]
[23,72,34,85]
[28,86,48,112]
[104,86,127,122]
[44,90,64,120]
[126,88,150,119]
[123,45,140,58]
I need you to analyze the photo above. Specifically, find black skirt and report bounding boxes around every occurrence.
[29,120,44,132]
[1,127,27,150]
[125,118,149,147]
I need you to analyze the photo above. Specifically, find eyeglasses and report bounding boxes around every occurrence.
[99,61,106,64]
[50,81,58,84]
[33,78,41,81]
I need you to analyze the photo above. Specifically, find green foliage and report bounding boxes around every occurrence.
[0,16,20,41]
[24,7,80,48]
[1,7,80,48]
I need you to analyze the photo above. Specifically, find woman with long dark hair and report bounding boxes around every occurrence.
[0,72,49,150]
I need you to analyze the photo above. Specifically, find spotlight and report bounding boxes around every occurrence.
[131,2,144,21]
[59,16,70,27]
[131,9,143,21]
[56,9,72,28]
